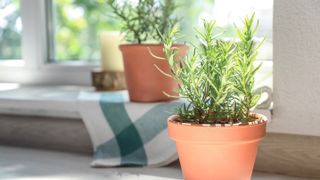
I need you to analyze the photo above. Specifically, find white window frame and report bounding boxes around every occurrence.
[0,0,98,85]
[0,0,272,86]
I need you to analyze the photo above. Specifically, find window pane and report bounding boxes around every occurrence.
[0,0,22,60]
[49,0,121,62]
[49,0,272,62]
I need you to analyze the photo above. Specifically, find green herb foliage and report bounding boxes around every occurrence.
[162,14,264,124]
[106,0,179,44]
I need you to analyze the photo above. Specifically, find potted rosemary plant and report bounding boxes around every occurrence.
[162,14,267,180]
[106,0,188,102]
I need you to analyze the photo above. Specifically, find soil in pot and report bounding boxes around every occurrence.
[119,44,188,102]
[167,114,267,180]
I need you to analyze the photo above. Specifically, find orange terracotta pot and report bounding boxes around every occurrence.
[119,44,188,102]
[168,114,267,180]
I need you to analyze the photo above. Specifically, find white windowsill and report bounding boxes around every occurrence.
[0,85,91,119]
[0,84,272,121]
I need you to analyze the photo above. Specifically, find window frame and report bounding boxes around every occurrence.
[0,0,272,86]
[0,0,98,85]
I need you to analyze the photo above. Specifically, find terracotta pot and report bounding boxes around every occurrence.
[119,44,188,102]
[168,114,267,180]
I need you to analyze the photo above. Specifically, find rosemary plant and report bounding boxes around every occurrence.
[162,14,264,124]
[106,0,179,44]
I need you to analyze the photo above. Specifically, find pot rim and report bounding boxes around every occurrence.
[168,113,267,129]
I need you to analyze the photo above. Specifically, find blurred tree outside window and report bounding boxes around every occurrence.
[49,0,121,62]
[0,0,22,60]
[49,0,272,62]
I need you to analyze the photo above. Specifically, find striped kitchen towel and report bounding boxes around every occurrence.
[77,90,182,167]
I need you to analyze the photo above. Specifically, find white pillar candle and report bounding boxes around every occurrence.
[100,32,125,71]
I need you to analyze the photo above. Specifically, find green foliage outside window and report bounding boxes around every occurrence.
[51,0,122,61]
[0,0,21,60]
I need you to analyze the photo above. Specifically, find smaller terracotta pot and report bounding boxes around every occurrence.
[120,44,188,102]
[168,114,267,180]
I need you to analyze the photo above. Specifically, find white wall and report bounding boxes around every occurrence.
[270,0,320,136]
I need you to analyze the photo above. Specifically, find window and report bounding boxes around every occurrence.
[47,0,272,63]
[0,0,22,60]
[0,0,272,85]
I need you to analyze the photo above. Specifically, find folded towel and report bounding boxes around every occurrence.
[77,91,181,167]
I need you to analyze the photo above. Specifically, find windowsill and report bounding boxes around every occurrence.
[0,84,272,120]
[0,84,91,119]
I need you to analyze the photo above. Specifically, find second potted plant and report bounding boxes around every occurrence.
[162,14,267,180]
[107,0,188,102]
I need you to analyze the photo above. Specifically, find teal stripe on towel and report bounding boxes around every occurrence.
[99,94,147,166]
[96,99,183,166]
[94,138,120,162]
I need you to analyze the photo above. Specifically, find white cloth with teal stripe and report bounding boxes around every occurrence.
[77,90,181,167]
